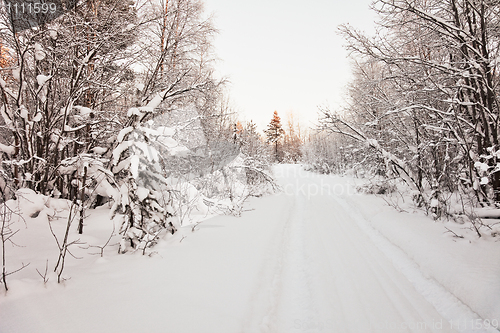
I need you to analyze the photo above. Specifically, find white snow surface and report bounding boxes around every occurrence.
[11,67,20,80]
[0,142,15,155]
[0,165,499,333]
[32,112,42,122]
[135,83,145,91]
[34,43,45,61]
[36,75,51,87]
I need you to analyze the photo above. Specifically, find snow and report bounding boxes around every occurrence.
[32,112,42,122]
[12,67,20,80]
[93,176,118,200]
[475,162,489,173]
[36,75,51,87]
[11,188,47,217]
[474,208,500,219]
[34,43,45,61]
[326,175,500,332]
[73,105,92,117]
[130,154,139,179]
[169,145,191,157]
[135,83,145,91]
[0,142,15,155]
[430,197,440,207]
[63,124,86,132]
[155,126,175,136]
[19,106,28,120]
[136,187,150,202]
[116,126,133,143]
[0,105,14,129]
[91,146,107,155]
[126,107,143,118]
[112,141,131,165]
[146,93,164,110]
[367,138,380,148]
[167,178,211,223]
[134,141,159,162]
[157,135,179,148]
[1,165,499,333]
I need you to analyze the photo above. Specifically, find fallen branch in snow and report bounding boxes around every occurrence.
[191,221,202,232]
[444,227,464,239]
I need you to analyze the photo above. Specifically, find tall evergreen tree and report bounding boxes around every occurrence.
[265,111,285,162]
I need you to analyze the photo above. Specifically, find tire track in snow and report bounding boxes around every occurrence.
[244,165,489,333]
[332,190,498,333]
[278,168,459,332]
[270,193,321,332]
[254,192,319,332]
[243,174,328,332]
[313,194,451,332]
[241,193,294,332]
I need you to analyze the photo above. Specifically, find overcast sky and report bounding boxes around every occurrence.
[203,0,377,131]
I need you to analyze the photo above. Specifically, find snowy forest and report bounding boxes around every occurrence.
[0,0,306,288]
[1,0,500,332]
[306,0,500,220]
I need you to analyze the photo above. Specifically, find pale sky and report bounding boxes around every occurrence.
[203,0,377,131]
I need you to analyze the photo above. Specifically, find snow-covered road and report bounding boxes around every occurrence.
[242,166,457,332]
[0,165,493,332]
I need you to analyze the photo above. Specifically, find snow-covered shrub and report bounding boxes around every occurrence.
[57,154,117,202]
[239,156,278,197]
[356,177,397,195]
[238,121,277,196]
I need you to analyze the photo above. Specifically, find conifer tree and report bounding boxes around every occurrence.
[111,106,177,254]
[265,111,285,162]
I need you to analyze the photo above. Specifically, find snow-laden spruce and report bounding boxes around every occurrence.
[110,108,178,254]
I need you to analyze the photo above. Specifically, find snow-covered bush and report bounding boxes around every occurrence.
[238,121,277,196]
[356,177,397,195]
[239,156,278,197]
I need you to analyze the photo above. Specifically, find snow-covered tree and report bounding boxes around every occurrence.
[238,121,271,186]
[321,0,500,210]
[0,0,278,262]
[135,0,217,110]
[0,0,138,201]
[111,105,177,254]
[302,131,343,174]
[282,112,303,163]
